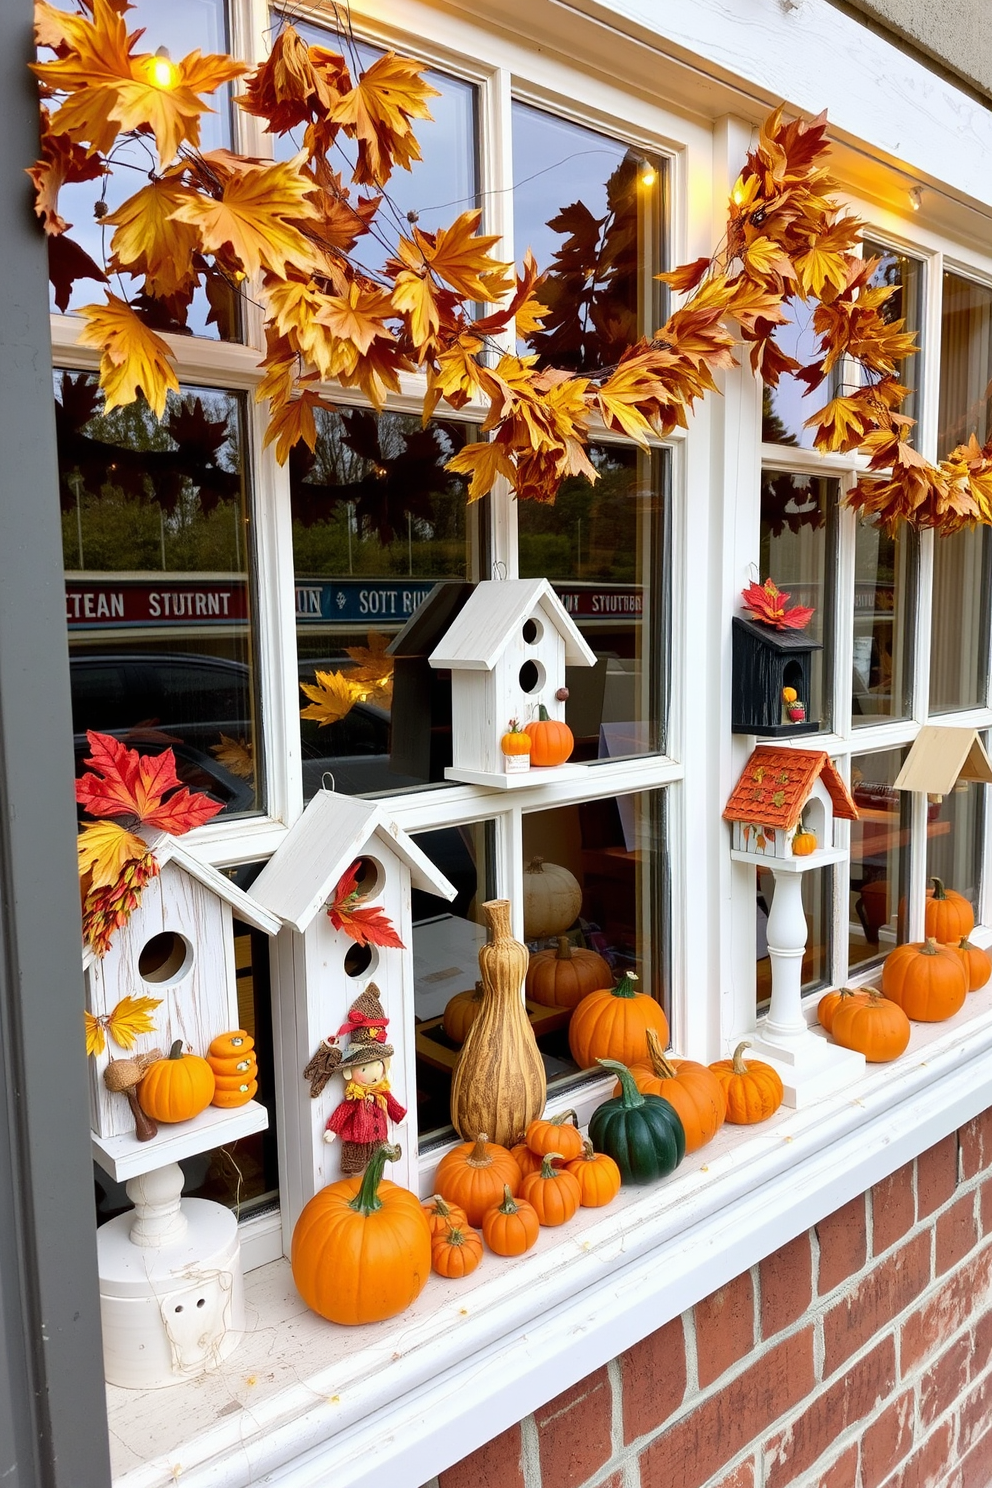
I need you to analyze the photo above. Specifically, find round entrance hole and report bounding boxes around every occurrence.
[522,617,544,645]
[344,942,379,979]
[138,931,193,985]
[349,856,384,901]
[518,659,546,694]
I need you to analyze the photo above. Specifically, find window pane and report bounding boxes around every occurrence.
[930,528,991,713]
[862,240,924,442]
[59,372,262,817]
[517,446,669,758]
[760,471,839,731]
[852,517,916,725]
[927,775,985,924]
[849,749,911,971]
[292,408,482,798]
[762,299,823,448]
[938,270,992,457]
[511,102,664,373]
[757,866,830,1008]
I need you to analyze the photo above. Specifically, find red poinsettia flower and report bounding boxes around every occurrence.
[740,577,814,631]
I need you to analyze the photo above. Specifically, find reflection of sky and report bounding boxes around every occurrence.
[765,298,823,448]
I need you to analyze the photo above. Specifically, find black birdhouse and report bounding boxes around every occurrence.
[731,617,820,737]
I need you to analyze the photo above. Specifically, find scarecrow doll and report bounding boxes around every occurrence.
[303,984,406,1175]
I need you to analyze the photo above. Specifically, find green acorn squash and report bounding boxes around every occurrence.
[589,1058,685,1185]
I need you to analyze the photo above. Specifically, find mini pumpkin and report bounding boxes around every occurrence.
[589,1059,686,1185]
[708,1042,783,1124]
[622,1029,725,1153]
[524,1110,584,1162]
[792,822,817,856]
[946,936,992,992]
[482,1185,540,1256]
[524,705,573,768]
[138,1039,215,1123]
[817,987,871,1034]
[526,937,613,1010]
[520,1153,582,1226]
[568,971,669,1070]
[830,989,910,1062]
[881,938,967,1022]
[925,878,975,943]
[442,982,485,1045]
[510,1140,546,1178]
[207,1029,258,1108]
[422,1193,469,1238]
[433,1134,522,1226]
[431,1223,483,1278]
[501,720,531,759]
[565,1140,621,1208]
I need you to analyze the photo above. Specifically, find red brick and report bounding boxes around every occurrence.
[709,1464,755,1488]
[760,1234,813,1338]
[764,1336,896,1488]
[820,1444,860,1488]
[917,1135,958,1220]
[919,1333,970,1429]
[823,1232,929,1375]
[936,1191,979,1275]
[536,1367,613,1488]
[860,1386,913,1487]
[439,1423,524,1488]
[639,1328,815,1488]
[901,1240,992,1372]
[958,1368,992,1457]
[872,1165,916,1255]
[884,1421,956,1488]
[960,1108,992,1180]
[695,1271,755,1387]
[980,1175,992,1238]
[620,1315,686,1442]
[970,1308,992,1379]
[590,1475,622,1488]
[959,1430,992,1488]
[816,1195,867,1293]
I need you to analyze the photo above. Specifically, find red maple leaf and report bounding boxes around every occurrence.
[327,861,405,948]
[740,578,814,631]
[75,730,223,834]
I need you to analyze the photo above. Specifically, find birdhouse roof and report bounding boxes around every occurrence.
[732,615,823,654]
[429,578,597,671]
[723,746,859,832]
[249,791,457,933]
[137,832,282,936]
[893,726,992,795]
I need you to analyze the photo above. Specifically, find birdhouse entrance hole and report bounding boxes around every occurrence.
[519,659,546,694]
[522,617,544,645]
[138,931,193,985]
[350,855,384,901]
[783,659,803,692]
[344,942,378,979]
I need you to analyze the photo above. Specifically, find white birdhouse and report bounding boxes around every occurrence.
[250,790,456,1247]
[86,831,280,1183]
[723,745,858,864]
[429,577,597,787]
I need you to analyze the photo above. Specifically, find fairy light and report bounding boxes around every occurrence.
[145,46,179,90]
[909,186,923,212]
[638,158,657,188]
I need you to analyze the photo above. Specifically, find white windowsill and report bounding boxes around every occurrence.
[107,983,992,1488]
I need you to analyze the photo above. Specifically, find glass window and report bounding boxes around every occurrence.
[58,372,262,817]
[861,240,924,440]
[762,298,823,448]
[849,749,911,972]
[292,408,483,798]
[938,270,992,457]
[852,516,916,726]
[930,528,991,714]
[517,446,669,758]
[927,774,985,922]
[511,102,664,373]
[760,471,839,731]
[757,866,830,1006]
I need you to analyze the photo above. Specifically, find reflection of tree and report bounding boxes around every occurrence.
[518,448,643,582]
[761,387,798,447]
[760,472,825,537]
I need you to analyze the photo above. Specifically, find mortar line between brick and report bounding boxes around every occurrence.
[520,1411,541,1488]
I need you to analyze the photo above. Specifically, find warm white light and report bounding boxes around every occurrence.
[909,186,922,212]
[145,47,178,89]
[639,159,657,188]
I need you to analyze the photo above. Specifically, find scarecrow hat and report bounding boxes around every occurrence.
[337,983,393,1064]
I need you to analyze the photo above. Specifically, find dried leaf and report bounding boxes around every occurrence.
[77,294,179,418]
[328,51,439,186]
[168,152,319,278]
[76,729,223,832]
[741,578,814,631]
[327,862,405,948]
[300,669,363,726]
[211,734,254,781]
[85,994,162,1057]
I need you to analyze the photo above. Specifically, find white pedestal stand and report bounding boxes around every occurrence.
[732,848,865,1108]
[97,1162,245,1389]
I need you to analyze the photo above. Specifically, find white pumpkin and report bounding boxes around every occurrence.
[522,857,583,940]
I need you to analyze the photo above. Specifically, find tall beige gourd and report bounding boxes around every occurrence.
[450,899,547,1146]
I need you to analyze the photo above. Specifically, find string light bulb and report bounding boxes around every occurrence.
[144,46,179,90]
[638,158,657,188]
[909,186,923,212]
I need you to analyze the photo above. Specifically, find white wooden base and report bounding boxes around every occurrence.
[730,846,848,871]
[444,762,589,789]
[92,1099,268,1183]
[748,1025,866,1108]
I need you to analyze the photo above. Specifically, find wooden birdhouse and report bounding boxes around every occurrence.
[723,746,859,863]
[731,617,821,737]
[894,725,992,800]
[249,790,456,1245]
[429,577,597,787]
[387,579,474,782]
[86,831,280,1179]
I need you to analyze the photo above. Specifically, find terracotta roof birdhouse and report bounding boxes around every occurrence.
[724,746,858,863]
[429,577,596,787]
[250,790,456,1246]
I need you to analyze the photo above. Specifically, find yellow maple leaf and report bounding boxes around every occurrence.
[391,268,440,351]
[446,440,517,503]
[211,734,254,781]
[595,364,666,447]
[262,390,330,464]
[403,210,513,303]
[168,153,318,278]
[85,994,162,1058]
[346,632,394,701]
[77,294,179,419]
[329,51,439,185]
[319,282,395,356]
[300,669,364,726]
[77,818,150,892]
[106,177,202,298]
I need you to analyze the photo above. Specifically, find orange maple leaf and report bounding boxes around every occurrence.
[329,51,439,185]
[400,210,513,303]
[328,862,405,948]
[77,294,179,418]
[446,440,517,503]
[105,177,202,298]
[262,389,332,464]
[741,578,814,631]
[27,108,104,235]
[76,730,223,833]
[168,152,319,277]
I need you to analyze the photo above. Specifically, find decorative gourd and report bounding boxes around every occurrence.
[138,1039,215,1123]
[568,971,669,1070]
[433,1133,522,1227]
[522,858,583,940]
[946,936,992,992]
[709,1042,784,1124]
[291,1143,430,1325]
[524,1110,584,1162]
[565,1140,622,1208]
[925,878,975,943]
[881,938,968,1021]
[526,937,613,1010]
[481,1185,540,1256]
[589,1059,686,1185]
[450,899,547,1147]
[816,986,871,1034]
[524,705,574,767]
[520,1153,582,1226]
[792,822,817,856]
[431,1223,483,1278]
[422,1193,468,1238]
[830,989,910,1062]
[443,982,485,1045]
[622,1029,725,1153]
[207,1029,258,1109]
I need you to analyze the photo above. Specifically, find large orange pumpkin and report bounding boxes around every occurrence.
[622,1028,725,1153]
[524,705,573,767]
[568,971,669,1070]
[138,1040,215,1123]
[433,1134,522,1226]
[830,990,911,1062]
[709,1042,783,1125]
[925,878,975,943]
[526,937,613,1010]
[442,983,484,1045]
[881,938,968,1022]
[946,936,992,992]
[291,1143,431,1325]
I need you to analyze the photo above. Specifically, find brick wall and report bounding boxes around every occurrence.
[431,1109,992,1488]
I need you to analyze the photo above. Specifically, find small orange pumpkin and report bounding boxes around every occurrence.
[623,1028,725,1153]
[442,982,484,1045]
[482,1184,540,1256]
[709,1042,784,1125]
[526,937,613,1010]
[421,1193,469,1238]
[946,936,992,992]
[925,878,975,943]
[433,1134,522,1227]
[524,705,573,767]
[564,1140,621,1208]
[881,938,968,1021]
[431,1223,483,1278]
[138,1040,215,1123]
[520,1153,581,1226]
[510,1141,546,1178]
[817,987,871,1034]
[830,990,910,1062]
[501,720,531,758]
[524,1110,584,1162]
[792,821,817,856]
[568,971,669,1070]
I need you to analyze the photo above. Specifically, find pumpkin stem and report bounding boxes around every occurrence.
[539,1151,564,1178]
[611,971,639,999]
[922,937,941,955]
[960,937,976,950]
[537,704,551,721]
[550,1109,578,1130]
[498,1184,520,1214]
[348,1141,400,1216]
[556,936,573,961]
[445,1226,470,1246]
[526,857,545,873]
[596,1058,646,1107]
[579,1138,595,1161]
[731,1041,752,1074]
[467,1134,493,1167]
[168,1038,184,1061]
[427,1193,457,1218]
[931,877,948,901]
[645,1026,674,1076]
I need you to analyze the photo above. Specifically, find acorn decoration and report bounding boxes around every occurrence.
[103,1048,163,1141]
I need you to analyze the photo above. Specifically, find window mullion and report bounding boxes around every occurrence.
[483,67,518,579]
[833,491,858,741]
